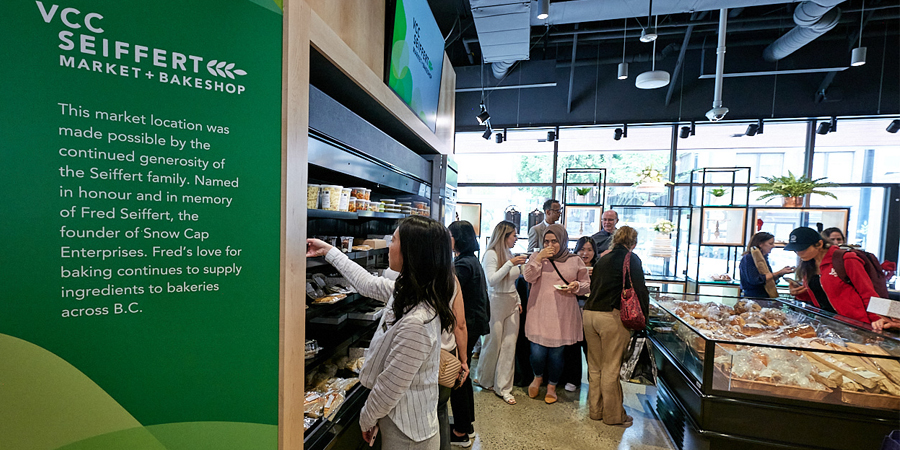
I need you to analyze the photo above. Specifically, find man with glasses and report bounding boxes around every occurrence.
[591,209,619,256]
[527,199,562,252]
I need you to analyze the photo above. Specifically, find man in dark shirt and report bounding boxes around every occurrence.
[590,209,619,255]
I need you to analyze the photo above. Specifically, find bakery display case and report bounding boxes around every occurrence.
[648,292,900,450]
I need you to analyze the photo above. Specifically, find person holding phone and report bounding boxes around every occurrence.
[785,227,898,331]
[739,232,794,298]
[306,216,457,449]
[476,221,526,406]
[523,225,590,404]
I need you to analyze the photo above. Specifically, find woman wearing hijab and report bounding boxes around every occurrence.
[522,224,590,404]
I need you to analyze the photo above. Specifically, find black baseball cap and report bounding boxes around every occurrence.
[783,227,824,251]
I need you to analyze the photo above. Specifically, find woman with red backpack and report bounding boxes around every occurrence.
[785,227,899,331]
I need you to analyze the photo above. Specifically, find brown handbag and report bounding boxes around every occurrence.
[438,348,461,388]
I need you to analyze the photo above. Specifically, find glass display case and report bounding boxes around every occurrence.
[561,168,607,239]
[648,292,900,450]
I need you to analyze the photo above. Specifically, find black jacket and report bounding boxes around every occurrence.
[454,253,491,336]
[584,246,650,318]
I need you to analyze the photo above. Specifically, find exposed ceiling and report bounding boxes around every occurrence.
[431,0,899,127]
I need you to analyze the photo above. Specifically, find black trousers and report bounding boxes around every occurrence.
[561,339,588,387]
[450,330,478,433]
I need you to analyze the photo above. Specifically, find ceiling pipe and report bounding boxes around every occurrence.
[706,9,729,122]
[763,0,844,62]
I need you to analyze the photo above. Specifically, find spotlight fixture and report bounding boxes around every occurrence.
[495,131,505,143]
[482,126,493,140]
[851,1,867,67]
[886,119,900,133]
[680,121,695,139]
[547,131,556,142]
[536,0,549,20]
[613,124,628,141]
[745,124,759,136]
[476,104,490,125]
[618,19,628,80]
[817,117,837,135]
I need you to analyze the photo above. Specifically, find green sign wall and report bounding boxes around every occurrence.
[0,1,283,449]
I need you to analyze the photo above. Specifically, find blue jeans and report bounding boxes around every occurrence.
[529,342,565,385]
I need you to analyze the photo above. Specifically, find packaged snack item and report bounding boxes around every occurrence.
[320,185,342,211]
[307,185,320,209]
[340,236,354,253]
[348,198,357,212]
[350,187,367,199]
[363,188,371,200]
[338,188,352,212]
[368,201,378,212]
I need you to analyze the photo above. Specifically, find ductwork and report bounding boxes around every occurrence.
[470,1,532,79]
[492,60,517,79]
[763,0,843,62]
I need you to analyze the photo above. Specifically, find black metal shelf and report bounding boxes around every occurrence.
[307,247,389,269]
[304,382,371,450]
[305,319,379,375]
[308,209,408,220]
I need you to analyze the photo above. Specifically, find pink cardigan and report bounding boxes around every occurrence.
[523,255,590,347]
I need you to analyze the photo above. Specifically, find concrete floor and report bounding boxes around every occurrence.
[456,358,678,450]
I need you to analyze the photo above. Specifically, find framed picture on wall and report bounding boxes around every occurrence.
[457,202,482,236]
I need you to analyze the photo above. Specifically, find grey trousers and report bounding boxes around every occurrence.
[378,415,440,450]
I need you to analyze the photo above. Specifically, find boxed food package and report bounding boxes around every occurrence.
[867,297,900,319]
[363,239,386,249]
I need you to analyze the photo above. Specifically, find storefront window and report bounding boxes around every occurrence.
[812,119,900,184]
[457,186,553,241]
[456,129,556,183]
[675,122,807,183]
[556,125,671,184]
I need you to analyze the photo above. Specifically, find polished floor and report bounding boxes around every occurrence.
[456,356,678,450]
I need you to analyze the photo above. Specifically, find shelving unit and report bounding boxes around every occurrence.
[560,168,607,239]
[613,205,690,293]
[750,207,851,246]
[685,167,751,295]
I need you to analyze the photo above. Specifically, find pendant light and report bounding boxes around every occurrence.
[639,0,657,42]
[618,19,628,80]
[536,0,549,20]
[635,16,669,89]
[851,0,866,66]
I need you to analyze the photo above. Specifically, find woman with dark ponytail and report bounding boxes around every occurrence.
[307,215,457,449]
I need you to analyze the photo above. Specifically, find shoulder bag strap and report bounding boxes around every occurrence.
[622,252,633,290]
[549,259,570,285]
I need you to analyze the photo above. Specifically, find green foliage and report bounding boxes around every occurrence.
[575,187,592,195]
[710,187,727,197]
[752,171,839,203]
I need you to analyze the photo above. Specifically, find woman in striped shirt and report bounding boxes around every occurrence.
[307,216,457,449]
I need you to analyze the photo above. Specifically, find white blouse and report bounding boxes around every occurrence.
[325,248,440,442]
[482,249,522,296]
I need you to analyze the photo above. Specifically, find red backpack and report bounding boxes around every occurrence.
[831,248,890,299]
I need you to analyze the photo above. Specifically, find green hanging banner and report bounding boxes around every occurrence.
[0,1,283,449]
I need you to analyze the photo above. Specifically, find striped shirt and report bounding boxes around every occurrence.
[325,248,440,442]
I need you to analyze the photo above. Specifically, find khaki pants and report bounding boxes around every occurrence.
[582,309,631,425]
[378,415,439,450]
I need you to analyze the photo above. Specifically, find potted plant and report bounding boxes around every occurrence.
[752,172,838,207]
[634,166,673,193]
[574,186,593,204]
[708,186,728,205]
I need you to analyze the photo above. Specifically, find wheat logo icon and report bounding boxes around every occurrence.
[206,60,247,79]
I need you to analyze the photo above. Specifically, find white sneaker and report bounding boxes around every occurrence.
[564,383,577,392]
